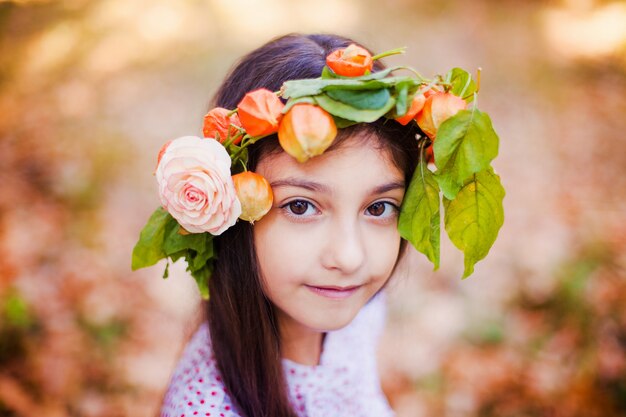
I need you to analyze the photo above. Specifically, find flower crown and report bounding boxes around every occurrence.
[132,44,505,298]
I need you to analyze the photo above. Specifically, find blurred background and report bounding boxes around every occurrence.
[1,0,625,415]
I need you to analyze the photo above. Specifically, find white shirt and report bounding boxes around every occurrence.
[160,291,394,417]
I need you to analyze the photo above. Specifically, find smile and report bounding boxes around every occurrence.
[305,284,361,300]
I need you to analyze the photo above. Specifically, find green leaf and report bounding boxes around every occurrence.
[168,249,187,263]
[398,160,441,269]
[394,80,410,117]
[321,66,336,79]
[434,109,499,199]
[447,67,476,102]
[282,96,316,113]
[351,66,397,80]
[190,264,212,300]
[133,208,216,298]
[314,93,396,123]
[443,168,505,278]
[324,76,417,91]
[187,239,215,272]
[281,79,325,99]
[163,221,200,255]
[131,207,172,270]
[162,220,215,272]
[280,75,419,99]
[332,115,359,129]
[326,88,391,110]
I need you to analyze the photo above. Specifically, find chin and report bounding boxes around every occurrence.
[306,308,360,332]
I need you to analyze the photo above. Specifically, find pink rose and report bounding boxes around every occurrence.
[155,136,241,235]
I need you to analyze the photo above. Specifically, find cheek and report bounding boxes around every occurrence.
[365,225,402,278]
[252,214,305,293]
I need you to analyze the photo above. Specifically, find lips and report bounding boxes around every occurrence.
[305,284,362,300]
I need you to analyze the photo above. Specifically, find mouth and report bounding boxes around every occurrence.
[305,284,362,300]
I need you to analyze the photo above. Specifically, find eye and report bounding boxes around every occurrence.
[365,201,399,218]
[281,199,319,217]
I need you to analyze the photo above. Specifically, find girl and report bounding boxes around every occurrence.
[135,32,503,417]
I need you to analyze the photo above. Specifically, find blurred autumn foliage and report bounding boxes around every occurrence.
[382,239,626,416]
[1,0,625,416]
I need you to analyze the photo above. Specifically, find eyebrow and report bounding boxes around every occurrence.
[271,178,330,193]
[372,180,405,194]
[270,178,405,195]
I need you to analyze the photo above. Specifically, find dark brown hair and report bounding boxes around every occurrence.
[206,33,421,417]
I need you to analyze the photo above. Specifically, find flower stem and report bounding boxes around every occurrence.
[222,125,247,148]
[372,47,406,61]
[417,135,431,166]
[229,132,268,163]
[394,66,427,82]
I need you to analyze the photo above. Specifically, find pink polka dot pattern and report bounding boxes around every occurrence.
[160,292,394,417]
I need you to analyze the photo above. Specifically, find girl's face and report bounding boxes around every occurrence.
[253,133,406,335]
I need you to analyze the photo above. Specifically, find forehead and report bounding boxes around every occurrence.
[255,133,403,184]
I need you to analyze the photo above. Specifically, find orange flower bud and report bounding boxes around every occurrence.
[395,86,440,126]
[395,92,427,126]
[422,87,438,99]
[416,92,467,139]
[237,89,285,137]
[203,107,244,144]
[232,171,273,222]
[326,44,373,77]
[278,103,338,163]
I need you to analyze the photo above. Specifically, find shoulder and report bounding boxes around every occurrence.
[160,323,241,417]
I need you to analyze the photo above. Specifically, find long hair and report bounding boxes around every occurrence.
[206,33,421,417]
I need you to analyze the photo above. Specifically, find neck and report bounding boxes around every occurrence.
[277,311,326,366]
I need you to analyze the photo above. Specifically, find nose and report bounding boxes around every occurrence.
[321,216,366,275]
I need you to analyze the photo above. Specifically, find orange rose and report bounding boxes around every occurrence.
[278,103,337,163]
[237,89,285,137]
[203,107,244,145]
[232,171,273,222]
[326,43,373,77]
[416,92,467,139]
